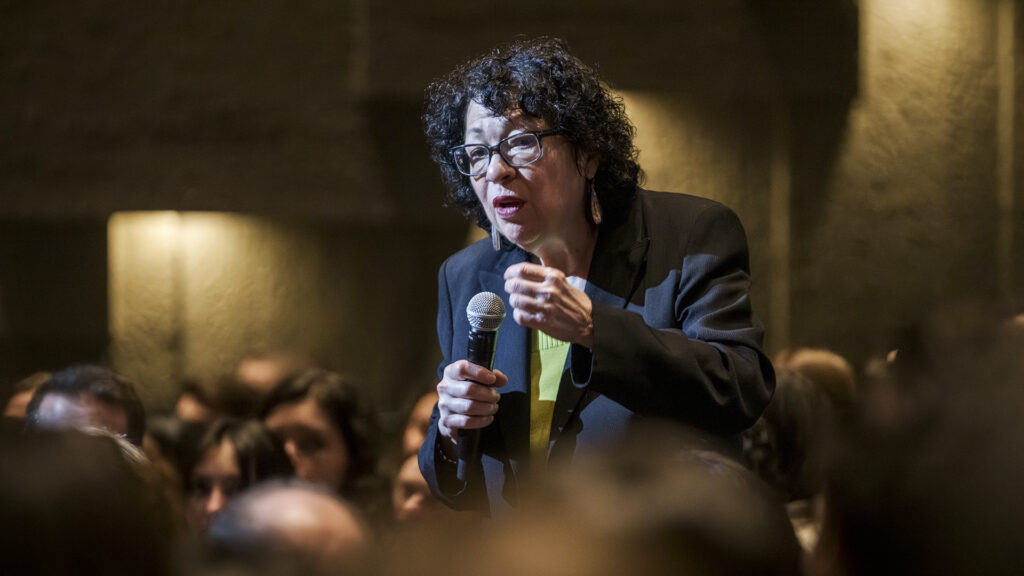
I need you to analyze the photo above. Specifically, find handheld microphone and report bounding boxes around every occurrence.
[457,291,506,482]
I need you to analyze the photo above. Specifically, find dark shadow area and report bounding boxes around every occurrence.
[360,98,468,228]
[0,220,109,389]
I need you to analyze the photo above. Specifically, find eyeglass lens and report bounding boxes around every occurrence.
[453,133,542,176]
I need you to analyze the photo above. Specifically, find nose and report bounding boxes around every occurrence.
[206,487,227,517]
[283,439,299,461]
[484,149,515,182]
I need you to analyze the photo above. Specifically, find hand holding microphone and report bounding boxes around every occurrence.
[435,292,506,482]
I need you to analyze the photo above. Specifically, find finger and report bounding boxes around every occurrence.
[440,380,501,402]
[444,360,499,385]
[512,307,546,329]
[504,277,550,301]
[505,262,563,283]
[491,369,508,388]
[442,396,500,417]
[441,413,494,431]
[508,291,548,313]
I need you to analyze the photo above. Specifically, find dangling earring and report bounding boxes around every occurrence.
[589,179,603,225]
[491,222,502,251]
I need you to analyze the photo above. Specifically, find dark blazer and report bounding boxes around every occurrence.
[419,189,775,515]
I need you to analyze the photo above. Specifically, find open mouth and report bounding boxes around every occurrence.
[492,196,524,218]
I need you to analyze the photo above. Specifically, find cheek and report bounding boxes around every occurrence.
[186,497,207,525]
[327,438,350,470]
[296,433,349,486]
[324,437,351,484]
[472,182,491,215]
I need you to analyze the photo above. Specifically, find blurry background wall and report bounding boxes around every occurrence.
[0,0,1020,414]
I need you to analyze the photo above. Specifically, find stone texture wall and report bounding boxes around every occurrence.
[789,0,1014,364]
[1,0,1019,411]
[108,212,459,409]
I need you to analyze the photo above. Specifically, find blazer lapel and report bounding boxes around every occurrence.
[548,193,650,453]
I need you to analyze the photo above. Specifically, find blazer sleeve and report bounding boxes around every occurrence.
[574,203,774,434]
[418,257,486,511]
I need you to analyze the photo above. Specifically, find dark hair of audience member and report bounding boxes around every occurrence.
[146,414,207,490]
[258,369,380,500]
[812,303,1024,576]
[173,378,221,423]
[186,418,294,531]
[745,369,838,502]
[776,347,856,414]
[24,364,146,446]
[194,418,294,488]
[0,429,177,576]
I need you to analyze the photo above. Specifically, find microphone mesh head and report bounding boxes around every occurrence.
[467,291,506,332]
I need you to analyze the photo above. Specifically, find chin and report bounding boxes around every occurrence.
[500,226,538,251]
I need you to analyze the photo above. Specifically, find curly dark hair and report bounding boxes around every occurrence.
[423,36,642,230]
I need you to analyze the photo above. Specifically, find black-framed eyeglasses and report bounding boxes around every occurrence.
[449,129,562,177]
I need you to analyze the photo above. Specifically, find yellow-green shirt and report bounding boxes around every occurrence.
[529,329,570,468]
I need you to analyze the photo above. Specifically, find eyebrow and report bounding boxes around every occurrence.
[463,126,541,143]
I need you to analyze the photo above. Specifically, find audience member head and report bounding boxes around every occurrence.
[145,414,207,490]
[0,429,177,576]
[3,371,49,421]
[481,423,800,576]
[259,368,377,497]
[186,418,293,531]
[814,302,1024,576]
[24,364,146,446]
[235,349,316,396]
[392,453,457,526]
[205,479,368,574]
[745,368,843,501]
[402,390,438,458]
[174,379,220,423]
[177,374,264,421]
[775,347,857,414]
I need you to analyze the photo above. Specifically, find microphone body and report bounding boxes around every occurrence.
[457,292,505,482]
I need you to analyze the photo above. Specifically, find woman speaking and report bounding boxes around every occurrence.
[419,37,774,514]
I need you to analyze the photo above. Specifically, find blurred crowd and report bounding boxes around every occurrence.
[2,302,1024,576]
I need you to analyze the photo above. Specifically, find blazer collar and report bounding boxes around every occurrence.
[586,190,650,308]
[549,191,650,452]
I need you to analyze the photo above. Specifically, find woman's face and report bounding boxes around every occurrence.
[187,439,240,531]
[464,101,594,254]
[264,396,350,493]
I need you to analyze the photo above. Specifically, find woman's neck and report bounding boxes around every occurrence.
[532,225,598,279]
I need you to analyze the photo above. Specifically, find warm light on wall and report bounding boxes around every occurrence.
[617,91,699,196]
[108,211,341,408]
[876,0,952,32]
[123,211,181,251]
[109,211,187,406]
